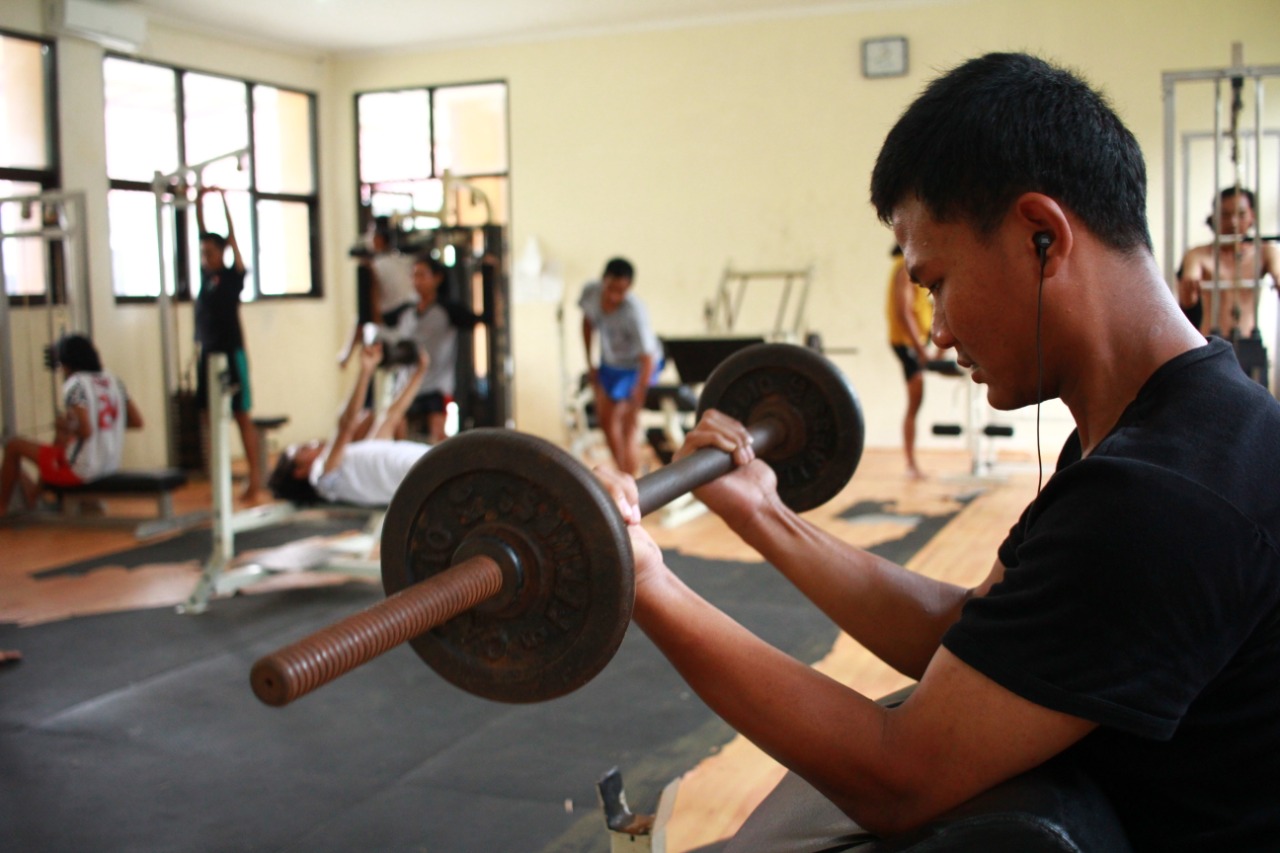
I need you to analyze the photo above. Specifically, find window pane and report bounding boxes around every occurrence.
[1,180,48,297]
[358,90,431,183]
[108,189,165,297]
[104,58,179,182]
[433,84,508,176]
[256,199,311,295]
[0,36,50,169]
[254,86,314,195]
[184,73,250,191]
[449,175,508,227]
[367,178,444,229]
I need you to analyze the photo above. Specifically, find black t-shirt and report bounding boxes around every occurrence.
[943,338,1280,851]
[195,264,245,353]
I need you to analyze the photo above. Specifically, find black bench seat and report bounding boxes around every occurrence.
[45,468,202,538]
[51,468,189,496]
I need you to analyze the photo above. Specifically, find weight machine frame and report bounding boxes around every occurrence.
[0,190,92,442]
[149,147,252,467]
[703,263,814,344]
[1161,45,1280,389]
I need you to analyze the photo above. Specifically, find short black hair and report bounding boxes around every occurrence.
[1206,186,1257,229]
[1219,186,1256,210]
[603,257,634,280]
[200,232,228,251]
[415,253,445,277]
[57,334,102,373]
[870,52,1151,252]
[266,450,322,505]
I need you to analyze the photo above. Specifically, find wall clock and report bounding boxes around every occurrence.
[862,36,909,79]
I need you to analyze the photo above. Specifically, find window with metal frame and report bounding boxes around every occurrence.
[103,55,319,302]
[0,30,60,304]
[354,81,508,236]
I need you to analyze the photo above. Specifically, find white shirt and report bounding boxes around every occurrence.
[371,252,417,313]
[393,302,458,396]
[578,281,662,368]
[311,439,430,506]
[63,371,130,482]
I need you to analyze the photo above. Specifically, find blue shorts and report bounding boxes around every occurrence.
[598,358,664,402]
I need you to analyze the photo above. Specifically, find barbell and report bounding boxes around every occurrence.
[250,343,864,706]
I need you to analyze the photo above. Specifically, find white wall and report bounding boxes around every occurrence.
[4,0,1280,468]
[327,0,1280,452]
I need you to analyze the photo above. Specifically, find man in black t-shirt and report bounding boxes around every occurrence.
[195,186,263,503]
[591,53,1280,851]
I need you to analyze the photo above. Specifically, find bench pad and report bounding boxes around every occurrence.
[52,468,188,495]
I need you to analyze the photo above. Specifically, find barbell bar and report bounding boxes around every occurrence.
[250,343,863,706]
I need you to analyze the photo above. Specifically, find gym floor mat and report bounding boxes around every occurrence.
[1,502,962,852]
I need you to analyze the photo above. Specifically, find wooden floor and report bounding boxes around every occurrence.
[0,446,1040,851]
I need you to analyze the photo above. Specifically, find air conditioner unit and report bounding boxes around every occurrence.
[45,0,148,53]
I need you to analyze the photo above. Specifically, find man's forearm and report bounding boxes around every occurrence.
[729,493,969,679]
[632,568,906,826]
[337,366,376,430]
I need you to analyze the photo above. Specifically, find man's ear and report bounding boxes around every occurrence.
[1012,192,1072,276]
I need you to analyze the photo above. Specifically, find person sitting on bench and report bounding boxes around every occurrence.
[1,334,144,517]
[594,53,1280,850]
[267,340,432,507]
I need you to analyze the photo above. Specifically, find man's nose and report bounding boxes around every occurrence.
[930,308,953,349]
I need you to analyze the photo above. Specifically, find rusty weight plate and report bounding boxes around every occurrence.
[697,343,864,512]
[381,429,635,703]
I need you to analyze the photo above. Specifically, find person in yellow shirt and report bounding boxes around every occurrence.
[886,244,936,478]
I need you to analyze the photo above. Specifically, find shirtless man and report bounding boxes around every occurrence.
[1178,187,1280,339]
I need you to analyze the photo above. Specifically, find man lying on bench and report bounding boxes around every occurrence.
[1,334,144,518]
[267,339,432,507]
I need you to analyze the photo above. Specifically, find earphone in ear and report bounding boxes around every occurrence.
[1033,231,1053,266]
[1031,229,1053,500]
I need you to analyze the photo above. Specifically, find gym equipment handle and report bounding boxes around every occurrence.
[637,417,783,516]
[251,414,788,707]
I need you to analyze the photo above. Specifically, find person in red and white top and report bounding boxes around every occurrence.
[0,334,143,516]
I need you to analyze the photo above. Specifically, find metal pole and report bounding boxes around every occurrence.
[1162,74,1177,293]
[154,178,179,468]
[1211,78,1223,336]
[0,232,15,441]
[45,201,60,414]
[0,191,94,442]
[1253,75,1264,331]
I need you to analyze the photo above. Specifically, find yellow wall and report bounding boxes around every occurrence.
[3,0,1280,466]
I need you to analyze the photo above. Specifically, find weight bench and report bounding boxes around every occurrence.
[46,468,207,539]
[252,415,291,494]
[182,354,382,613]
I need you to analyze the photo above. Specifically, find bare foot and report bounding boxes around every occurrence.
[0,650,22,664]
[906,466,927,481]
[239,487,269,507]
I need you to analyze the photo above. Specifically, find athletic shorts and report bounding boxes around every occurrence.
[407,391,453,416]
[197,348,253,413]
[891,344,923,382]
[38,444,83,487]
[598,358,665,403]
